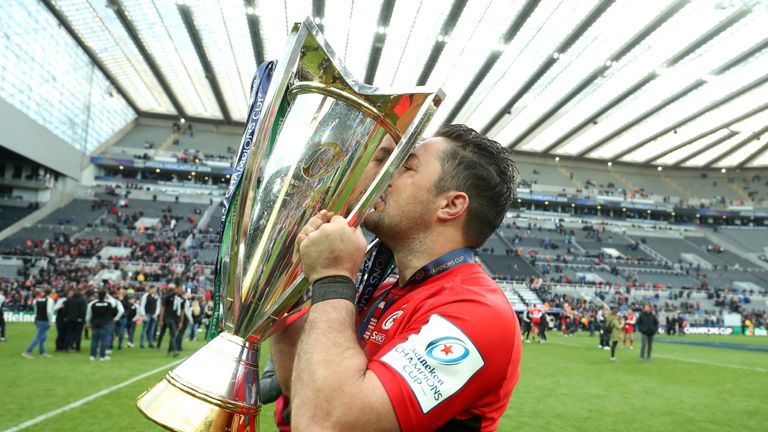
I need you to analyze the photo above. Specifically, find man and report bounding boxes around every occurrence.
[158,284,185,357]
[273,125,521,431]
[521,305,532,342]
[637,303,659,361]
[123,291,139,348]
[139,285,160,348]
[173,292,193,352]
[623,309,636,349]
[115,288,129,350]
[23,288,55,359]
[105,290,124,354]
[65,287,87,352]
[54,289,70,352]
[86,290,114,361]
[0,287,7,342]
[529,303,544,343]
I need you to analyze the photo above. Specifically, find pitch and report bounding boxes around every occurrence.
[1,323,764,431]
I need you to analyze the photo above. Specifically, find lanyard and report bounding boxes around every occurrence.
[355,241,396,311]
[356,247,475,342]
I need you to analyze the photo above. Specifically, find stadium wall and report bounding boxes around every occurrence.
[0,96,82,180]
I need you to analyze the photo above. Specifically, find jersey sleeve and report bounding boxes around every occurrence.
[367,302,519,431]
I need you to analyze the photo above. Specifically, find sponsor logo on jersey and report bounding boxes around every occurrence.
[380,315,484,413]
[382,310,403,330]
[370,331,386,344]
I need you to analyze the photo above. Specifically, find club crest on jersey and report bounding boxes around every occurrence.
[382,310,403,330]
[425,336,470,365]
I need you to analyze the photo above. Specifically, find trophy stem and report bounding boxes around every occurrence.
[137,334,261,432]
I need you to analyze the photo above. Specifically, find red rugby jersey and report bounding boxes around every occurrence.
[360,263,521,431]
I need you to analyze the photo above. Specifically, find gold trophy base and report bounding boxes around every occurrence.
[136,333,261,431]
[137,377,258,432]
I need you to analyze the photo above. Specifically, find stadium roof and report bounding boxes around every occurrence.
[40,0,768,168]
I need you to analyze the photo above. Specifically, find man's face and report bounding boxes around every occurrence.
[364,137,448,244]
[644,304,651,313]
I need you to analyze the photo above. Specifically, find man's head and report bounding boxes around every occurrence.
[98,290,106,301]
[644,303,652,313]
[365,124,517,249]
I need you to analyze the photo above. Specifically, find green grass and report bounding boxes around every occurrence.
[2,323,766,431]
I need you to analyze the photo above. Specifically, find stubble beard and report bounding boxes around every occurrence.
[364,201,431,252]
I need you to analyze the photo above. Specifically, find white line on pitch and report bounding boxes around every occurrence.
[2,358,185,432]
[652,354,766,372]
[545,338,766,373]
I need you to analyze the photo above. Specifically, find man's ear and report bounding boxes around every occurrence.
[436,191,469,222]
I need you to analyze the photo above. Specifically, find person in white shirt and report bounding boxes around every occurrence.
[105,291,124,353]
[22,288,55,359]
[139,286,160,348]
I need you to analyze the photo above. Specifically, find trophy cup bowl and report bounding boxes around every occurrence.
[136,17,444,431]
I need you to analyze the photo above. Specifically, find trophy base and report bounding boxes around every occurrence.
[136,333,261,432]
[137,377,259,432]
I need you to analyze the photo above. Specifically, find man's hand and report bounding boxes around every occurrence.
[298,212,367,284]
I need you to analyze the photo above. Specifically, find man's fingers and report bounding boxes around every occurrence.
[329,214,350,227]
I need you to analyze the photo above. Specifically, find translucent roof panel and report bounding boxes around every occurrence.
[0,0,135,154]
[425,0,524,135]
[620,82,768,163]
[188,0,257,122]
[653,129,732,166]
[461,1,598,132]
[6,0,766,168]
[376,0,451,87]
[491,0,669,146]
[553,1,754,157]
[747,147,768,167]
[51,0,175,115]
[120,0,222,119]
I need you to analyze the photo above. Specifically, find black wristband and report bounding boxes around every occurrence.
[311,276,356,305]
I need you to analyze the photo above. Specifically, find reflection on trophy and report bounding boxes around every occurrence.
[136,18,444,431]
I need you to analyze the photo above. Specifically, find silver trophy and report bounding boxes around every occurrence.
[136,18,444,431]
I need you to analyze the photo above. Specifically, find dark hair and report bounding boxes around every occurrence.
[98,290,107,300]
[432,124,518,247]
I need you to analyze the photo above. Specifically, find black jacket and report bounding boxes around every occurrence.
[66,294,88,322]
[637,311,659,336]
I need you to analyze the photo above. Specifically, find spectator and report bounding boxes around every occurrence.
[637,304,659,361]
[86,290,114,361]
[22,288,55,359]
[140,286,160,348]
[65,287,87,352]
